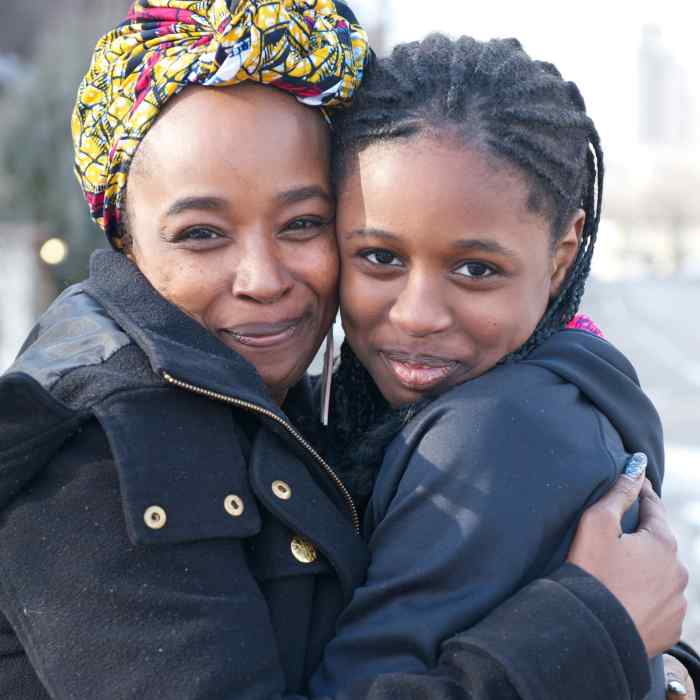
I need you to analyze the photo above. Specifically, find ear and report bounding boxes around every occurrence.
[549,209,585,299]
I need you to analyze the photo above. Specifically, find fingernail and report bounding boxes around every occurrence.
[667,678,688,696]
[624,452,647,479]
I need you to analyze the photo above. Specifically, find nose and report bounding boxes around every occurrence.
[232,236,293,304]
[389,270,451,337]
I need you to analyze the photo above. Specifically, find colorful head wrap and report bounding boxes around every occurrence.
[71,0,369,249]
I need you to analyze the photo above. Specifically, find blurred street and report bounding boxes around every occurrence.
[583,279,700,647]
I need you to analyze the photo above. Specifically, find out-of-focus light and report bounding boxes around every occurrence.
[39,238,68,266]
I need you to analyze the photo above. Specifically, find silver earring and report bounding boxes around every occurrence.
[320,327,334,426]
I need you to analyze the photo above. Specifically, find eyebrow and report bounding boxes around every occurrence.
[452,238,518,258]
[346,228,518,258]
[164,187,333,219]
[344,227,401,242]
[276,186,333,207]
[164,196,228,218]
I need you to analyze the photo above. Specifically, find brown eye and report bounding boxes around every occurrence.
[175,227,223,242]
[363,249,402,267]
[281,217,329,241]
[287,218,319,230]
[456,261,496,278]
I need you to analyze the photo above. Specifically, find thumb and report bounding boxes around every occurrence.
[597,453,647,522]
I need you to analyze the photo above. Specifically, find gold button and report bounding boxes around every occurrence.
[224,494,245,517]
[271,480,292,500]
[291,536,317,564]
[144,505,167,530]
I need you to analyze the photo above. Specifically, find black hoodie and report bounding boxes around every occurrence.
[313,329,665,699]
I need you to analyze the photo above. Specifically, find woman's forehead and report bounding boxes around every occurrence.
[130,84,331,193]
[148,85,327,156]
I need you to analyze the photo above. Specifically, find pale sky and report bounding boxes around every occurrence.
[349,0,700,162]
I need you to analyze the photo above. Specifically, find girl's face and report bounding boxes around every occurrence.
[337,136,583,409]
[126,84,338,405]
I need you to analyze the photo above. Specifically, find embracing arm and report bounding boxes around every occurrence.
[323,469,685,700]
[311,388,677,700]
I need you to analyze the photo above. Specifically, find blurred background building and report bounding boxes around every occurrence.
[639,24,694,148]
[1,0,699,645]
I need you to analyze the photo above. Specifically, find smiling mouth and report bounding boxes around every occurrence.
[380,351,462,391]
[221,317,306,349]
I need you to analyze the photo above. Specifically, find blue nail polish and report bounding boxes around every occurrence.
[624,452,647,479]
[666,679,688,696]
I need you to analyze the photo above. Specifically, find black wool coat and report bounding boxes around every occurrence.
[0,251,652,699]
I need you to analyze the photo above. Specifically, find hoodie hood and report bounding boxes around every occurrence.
[524,329,664,492]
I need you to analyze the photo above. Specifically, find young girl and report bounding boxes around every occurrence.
[313,34,668,698]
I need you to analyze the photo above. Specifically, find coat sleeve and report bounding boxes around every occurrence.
[311,381,652,700]
[0,419,650,700]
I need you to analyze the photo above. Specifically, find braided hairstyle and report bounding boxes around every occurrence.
[323,34,604,508]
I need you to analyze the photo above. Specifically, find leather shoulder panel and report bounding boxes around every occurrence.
[7,284,131,392]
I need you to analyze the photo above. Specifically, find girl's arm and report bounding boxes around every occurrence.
[312,379,664,700]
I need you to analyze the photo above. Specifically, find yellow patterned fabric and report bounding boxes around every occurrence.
[71,0,369,248]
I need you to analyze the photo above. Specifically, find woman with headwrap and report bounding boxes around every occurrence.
[0,2,688,699]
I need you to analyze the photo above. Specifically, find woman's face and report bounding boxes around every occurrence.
[337,136,582,408]
[126,84,338,404]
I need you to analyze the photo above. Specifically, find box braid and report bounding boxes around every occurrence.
[323,34,604,509]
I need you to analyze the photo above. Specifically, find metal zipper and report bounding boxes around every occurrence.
[162,371,360,535]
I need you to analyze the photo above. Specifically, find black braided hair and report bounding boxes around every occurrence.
[324,34,604,507]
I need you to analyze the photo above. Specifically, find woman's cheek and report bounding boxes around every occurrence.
[301,242,340,306]
[154,258,221,324]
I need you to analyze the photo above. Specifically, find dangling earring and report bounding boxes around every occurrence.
[320,327,334,426]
